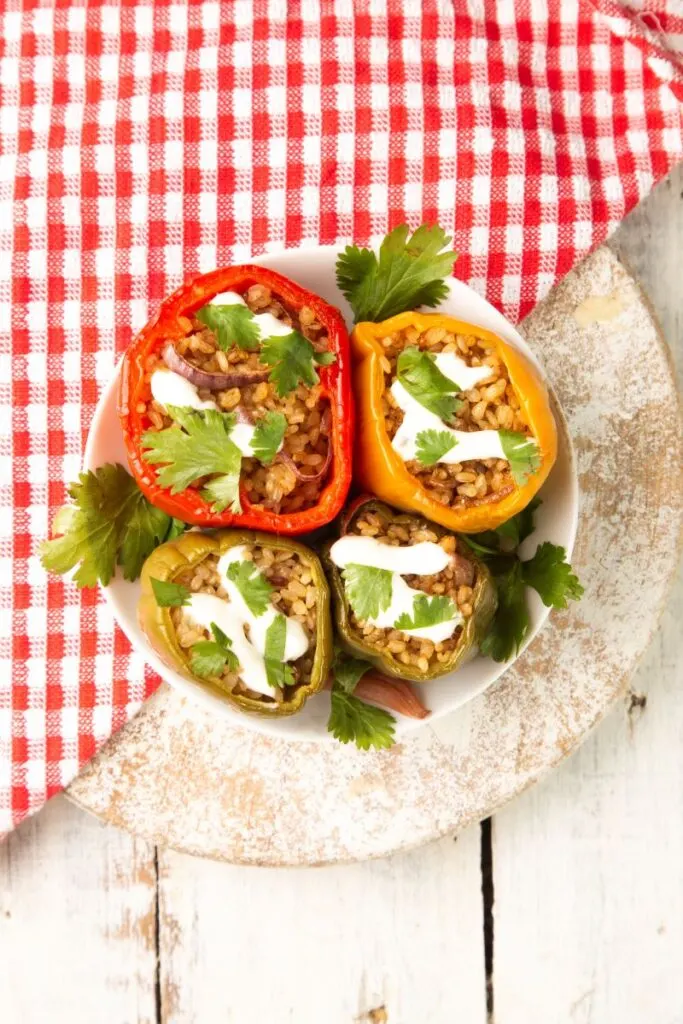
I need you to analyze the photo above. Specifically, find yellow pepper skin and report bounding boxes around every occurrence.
[138,530,332,717]
[351,312,558,533]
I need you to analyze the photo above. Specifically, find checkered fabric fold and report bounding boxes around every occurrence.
[1,0,681,837]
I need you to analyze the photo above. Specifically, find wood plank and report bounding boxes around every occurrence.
[0,795,158,1024]
[157,826,487,1024]
[491,166,683,1024]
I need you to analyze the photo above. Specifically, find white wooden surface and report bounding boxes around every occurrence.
[0,167,681,1024]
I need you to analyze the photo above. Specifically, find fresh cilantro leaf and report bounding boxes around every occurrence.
[499,430,542,486]
[465,497,543,558]
[201,471,242,515]
[480,561,529,662]
[415,428,458,467]
[225,560,273,617]
[521,543,584,609]
[196,303,260,351]
[264,613,295,689]
[150,577,191,607]
[394,594,458,631]
[328,690,396,750]
[165,517,188,542]
[336,223,458,323]
[260,330,336,397]
[341,564,394,621]
[460,535,500,558]
[141,406,242,513]
[39,463,174,587]
[190,621,240,679]
[397,347,462,422]
[331,645,373,694]
[250,411,286,465]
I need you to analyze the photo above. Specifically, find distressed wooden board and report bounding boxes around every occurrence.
[157,826,486,1024]
[490,166,683,1024]
[66,241,683,865]
[0,795,158,1023]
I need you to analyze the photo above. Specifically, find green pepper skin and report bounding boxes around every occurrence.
[323,497,497,683]
[138,529,333,716]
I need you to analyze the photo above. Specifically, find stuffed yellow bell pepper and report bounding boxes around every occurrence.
[138,529,332,716]
[350,311,557,533]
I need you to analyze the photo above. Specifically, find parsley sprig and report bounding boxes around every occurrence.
[225,560,274,617]
[196,302,336,397]
[336,224,458,323]
[142,406,243,513]
[396,347,462,422]
[466,500,584,662]
[196,304,261,351]
[341,563,393,621]
[327,647,396,750]
[394,594,457,632]
[264,614,295,689]
[190,622,240,679]
[39,464,187,587]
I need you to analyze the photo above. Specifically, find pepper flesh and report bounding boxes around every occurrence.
[138,529,333,716]
[323,496,497,683]
[120,265,353,535]
[351,311,557,532]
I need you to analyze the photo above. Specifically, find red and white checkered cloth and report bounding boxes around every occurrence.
[1,0,682,838]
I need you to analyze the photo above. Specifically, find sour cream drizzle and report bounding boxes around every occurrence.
[149,369,283,460]
[390,351,532,466]
[329,535,463,644]
[181,546,309,697]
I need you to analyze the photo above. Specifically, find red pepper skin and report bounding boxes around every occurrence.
[119,266,354,535]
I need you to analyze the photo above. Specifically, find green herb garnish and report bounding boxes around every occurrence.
[341,564,394,621]
[414,428,458,467]
[141,406,242,513]
[499,430,542,486]
[393,594,458,632]
[336,224,458,323]
[264,613,295,689]
[225,560,273,617]
[470,501,584,662]
[190,622,240,678]
[39,463,183,587]
[196,303,260,351]
[150,578,191,607]
[260,331,336,397]
[327,648,395,750]
[396,346,462,422]
[250,411,287,465]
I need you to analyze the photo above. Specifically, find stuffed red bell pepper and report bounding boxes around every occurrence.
[119,266,353,534]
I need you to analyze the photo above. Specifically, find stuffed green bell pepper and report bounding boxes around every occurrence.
[138,529,333,716]
[323,496,497,683]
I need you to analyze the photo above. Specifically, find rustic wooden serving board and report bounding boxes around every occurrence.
[67,244,682,865]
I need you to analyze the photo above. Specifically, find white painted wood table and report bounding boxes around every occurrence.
[1,167,681,1024]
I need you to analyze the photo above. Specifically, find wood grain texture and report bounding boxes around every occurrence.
[156,827,487,1024]
[0,796,158,1024]
[491,164,683,1024]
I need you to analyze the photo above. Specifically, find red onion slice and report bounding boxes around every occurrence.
[161,342,270,390]
[324,672,430,720]
[275,441,332,484]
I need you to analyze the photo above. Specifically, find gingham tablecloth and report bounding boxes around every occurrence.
[1,0,681,837]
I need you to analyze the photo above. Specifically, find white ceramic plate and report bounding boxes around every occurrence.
[84,245,578,743]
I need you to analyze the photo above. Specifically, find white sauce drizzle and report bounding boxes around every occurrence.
[181,545,309,697]
[148,369,283,460]
[329,535,463,644]
[390,380,507,464]
[432,352,494,392]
